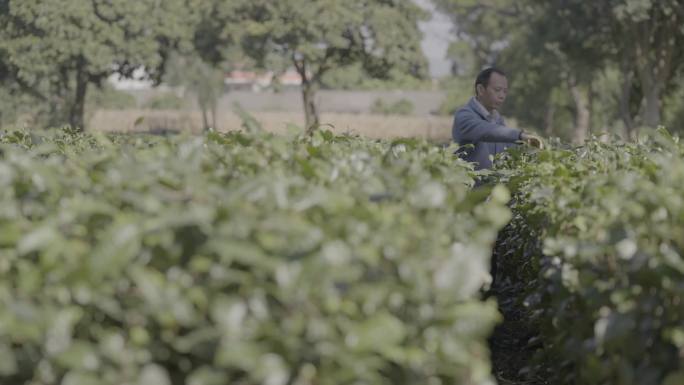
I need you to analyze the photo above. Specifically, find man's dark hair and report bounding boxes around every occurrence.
[475,67,507,92]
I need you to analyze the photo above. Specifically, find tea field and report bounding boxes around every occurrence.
[490,128,684,385]
[0,127,683,385]
[0,128,507,385]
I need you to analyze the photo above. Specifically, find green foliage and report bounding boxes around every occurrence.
[0,0,200,128]
[370,98,415,116]
[164,53,225,130]
[232,102,263,133]
[491,129,684,384]
[435,0,684,138]
[0,128,510,385]
[433,0,586,135]
[207,0,430,128]
[433,0,524,71]
[321,64,433,91]
[0,82,51,128]
[527,0,684,129]
[663,77,684,134]
[438,76,474,116]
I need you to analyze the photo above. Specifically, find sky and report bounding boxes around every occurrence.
[414,0,455,78]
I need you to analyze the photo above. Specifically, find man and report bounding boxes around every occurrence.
[453,67,543,170]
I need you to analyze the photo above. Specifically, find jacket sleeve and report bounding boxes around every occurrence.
[453,109,522,144]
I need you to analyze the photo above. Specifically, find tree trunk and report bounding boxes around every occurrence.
[69,62,89,131]
[568,75,590,144]
[292,56,321,134]
[588,81,594,138]
[642,83,662,128]
[302,81,320,134]
[635,53,663,129]
[618,65,636,139]
[543,103,555,136]
[631,14,676,129]
[211,104,218,132]
[201,105,210,132]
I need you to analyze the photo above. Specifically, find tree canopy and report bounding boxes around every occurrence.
[0,0,200,129]
[436,0,684,140]
[1,0,684,139]
[204,0,430,131]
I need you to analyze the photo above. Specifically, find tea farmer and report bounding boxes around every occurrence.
[452,67,543,170]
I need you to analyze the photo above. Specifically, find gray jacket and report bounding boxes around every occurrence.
[452,97,522,170]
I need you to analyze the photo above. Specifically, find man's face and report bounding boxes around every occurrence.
[476,73,508,112]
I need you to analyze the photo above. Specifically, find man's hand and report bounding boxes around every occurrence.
[520,132,544,149]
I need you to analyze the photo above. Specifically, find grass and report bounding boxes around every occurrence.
[88,109,453,141]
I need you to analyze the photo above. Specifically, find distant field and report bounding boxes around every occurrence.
[88,109,454,141]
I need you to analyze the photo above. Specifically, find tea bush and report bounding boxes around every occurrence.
[0,128,510,385]
[493,129,684,385]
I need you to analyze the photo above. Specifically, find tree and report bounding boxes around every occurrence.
[434,0,596,142]
[437,1,646,143]
[433,0,525,71]
[0,0,200,130]
[502,17,601,143]
[165,53,225,132]
[436,0,684,141]
[533,0,684,131]
[206,0,429,132]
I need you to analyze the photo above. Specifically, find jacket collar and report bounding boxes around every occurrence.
[468,97,500,122]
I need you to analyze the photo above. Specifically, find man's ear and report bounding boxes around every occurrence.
[476,84,484,97]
